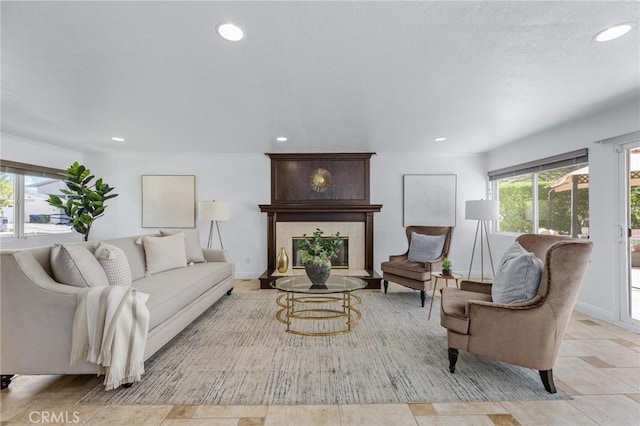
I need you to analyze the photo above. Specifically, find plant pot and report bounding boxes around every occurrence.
[442,269,452,276]
[304,260,332,286]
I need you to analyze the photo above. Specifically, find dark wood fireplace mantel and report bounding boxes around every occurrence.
[258,153,383,289]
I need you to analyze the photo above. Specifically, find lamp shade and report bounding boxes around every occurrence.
[198,201,229,221]
[465,200,499,221]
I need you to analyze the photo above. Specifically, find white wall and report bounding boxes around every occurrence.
[0,133,83,171]
[372,152,488,276]
[80,151,488,279]
[1,135,490,278]
[83,152,271,278]
[486,98,640,323]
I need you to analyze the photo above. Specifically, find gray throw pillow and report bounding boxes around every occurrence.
[492,242,543,304]
[50,244,109,287]
[160,230,205,263]
[407,233,445,263]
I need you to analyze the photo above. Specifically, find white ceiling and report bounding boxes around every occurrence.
[2,1,639,155]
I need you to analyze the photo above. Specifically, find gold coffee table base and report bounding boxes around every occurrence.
[275,292,362,336]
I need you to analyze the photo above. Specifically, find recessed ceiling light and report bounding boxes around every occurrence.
[111,137,125,142]
[594,24,632,42]
[217,23,244,41]
[434,137,447,142]
[276,136,288,142]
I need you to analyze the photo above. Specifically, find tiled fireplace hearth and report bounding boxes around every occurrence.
[259,153,382,289]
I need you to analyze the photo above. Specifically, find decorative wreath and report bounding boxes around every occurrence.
[309,168,333,192]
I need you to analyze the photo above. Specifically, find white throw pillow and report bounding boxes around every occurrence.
[94,242,133,286]
[139,233,188,275]
[159,230,205,263]
[50,244,109,288]
[407,233,446,263]
[492,242,544,304]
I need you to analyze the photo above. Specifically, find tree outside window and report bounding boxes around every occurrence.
[495,164,589,236]
[0,173,13,215]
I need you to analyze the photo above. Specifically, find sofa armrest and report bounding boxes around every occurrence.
[460,280,492,294]
[1,251,87,374]
[202,249,232,263]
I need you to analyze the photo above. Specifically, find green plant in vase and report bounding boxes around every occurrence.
[442,257,452,276]
[298,228,343,286]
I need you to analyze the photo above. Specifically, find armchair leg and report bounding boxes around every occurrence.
[448,348,458,373]
[420,290,426,307]
[383,280,388,294]
[539,369,557,394]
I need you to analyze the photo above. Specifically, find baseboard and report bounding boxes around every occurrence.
[234,271,262,280]
[574,301,614,322]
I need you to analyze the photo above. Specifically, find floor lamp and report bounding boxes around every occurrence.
[465,200,499,281]
[198,201,229,250]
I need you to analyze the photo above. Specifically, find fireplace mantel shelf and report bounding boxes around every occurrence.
[259,204,382,214]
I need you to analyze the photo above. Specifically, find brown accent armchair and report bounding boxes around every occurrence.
[440,234,593,393]
[381,226,453,307]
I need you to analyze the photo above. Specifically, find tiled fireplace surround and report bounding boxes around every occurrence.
[276,222,365,270]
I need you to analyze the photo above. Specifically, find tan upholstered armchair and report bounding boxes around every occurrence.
[381,226,453,307]
[440,234,593,393]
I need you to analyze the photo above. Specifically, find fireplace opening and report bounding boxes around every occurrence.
[292,236,349,269]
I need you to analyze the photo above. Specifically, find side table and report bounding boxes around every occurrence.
[429,272,462,320]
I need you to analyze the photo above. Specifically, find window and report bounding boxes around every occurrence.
[0,161,72,239]
[489,149,589,237]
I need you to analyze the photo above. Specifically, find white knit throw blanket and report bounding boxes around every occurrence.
[71,286,150,390]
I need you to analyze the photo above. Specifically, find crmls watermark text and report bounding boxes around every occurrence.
[29,411,81,423]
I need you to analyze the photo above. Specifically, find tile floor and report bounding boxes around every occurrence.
[1,280,639,425]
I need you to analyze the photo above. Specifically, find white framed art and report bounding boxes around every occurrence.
[141,175,196,228]
[403,174,457,227]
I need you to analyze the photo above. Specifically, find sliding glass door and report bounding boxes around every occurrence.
[620,143,640,326]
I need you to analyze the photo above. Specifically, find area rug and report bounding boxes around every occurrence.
[80,291,569,405]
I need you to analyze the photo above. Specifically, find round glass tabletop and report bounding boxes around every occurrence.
[272,275,367,294]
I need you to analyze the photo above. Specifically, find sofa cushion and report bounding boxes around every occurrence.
[139,233,188,275]
[94,242,133,286]
[133,261,232,330]
[50,244,109,288]
[407,233,445,263]
[160,230,205,264]
[492,242,543,304]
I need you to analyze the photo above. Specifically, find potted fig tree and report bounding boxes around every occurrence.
[47,162,118,241]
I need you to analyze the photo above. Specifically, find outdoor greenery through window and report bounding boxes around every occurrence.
[0,161,72,238]
[490,149,589,237]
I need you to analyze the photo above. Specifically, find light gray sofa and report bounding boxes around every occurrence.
[0,234,234,389]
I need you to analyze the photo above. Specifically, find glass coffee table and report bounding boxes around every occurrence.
[272,275,366,336]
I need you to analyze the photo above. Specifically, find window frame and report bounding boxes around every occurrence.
[0,160,70,241]
[489,149,589,236]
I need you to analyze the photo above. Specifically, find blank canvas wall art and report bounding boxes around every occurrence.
[141,175,196,228]
[403,174,457,227]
